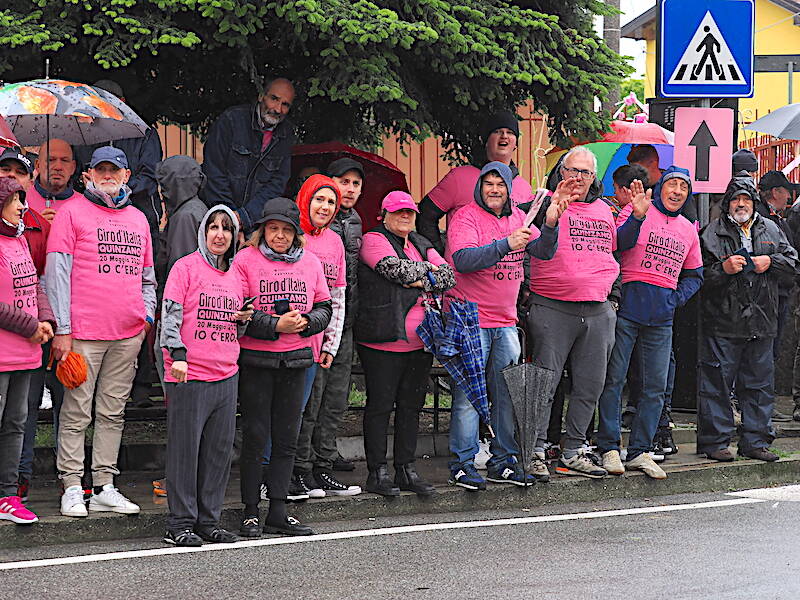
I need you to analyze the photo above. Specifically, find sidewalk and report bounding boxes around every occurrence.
[3,436,800,550]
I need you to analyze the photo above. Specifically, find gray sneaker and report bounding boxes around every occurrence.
[555,452,607,479]
[602,450,625,475]
[527,452,550,482]
[626,452,667,479]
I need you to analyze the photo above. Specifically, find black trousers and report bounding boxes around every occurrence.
[239,364,306,508]
[165,375,237,531]
[357,345,432,470]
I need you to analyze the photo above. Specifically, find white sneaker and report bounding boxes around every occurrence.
[602,450,625,475]
[89,484,140,514]
[474,440,492,471]
[626,452,667,479]
[39,386,52,411]
[60,485,88,518]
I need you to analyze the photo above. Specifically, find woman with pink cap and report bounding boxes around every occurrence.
[355,191,456,497]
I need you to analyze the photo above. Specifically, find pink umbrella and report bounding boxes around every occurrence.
[0,115,18,148]
[596,120,675,145]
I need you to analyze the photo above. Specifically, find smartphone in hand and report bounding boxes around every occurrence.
[240,296,257,311]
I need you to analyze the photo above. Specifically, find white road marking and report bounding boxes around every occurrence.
[728,484,800,502]
[0,497,763,571]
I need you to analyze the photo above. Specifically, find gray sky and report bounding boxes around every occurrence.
[620,0,656,78]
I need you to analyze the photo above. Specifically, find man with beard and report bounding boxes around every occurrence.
[202,78,296,233]
[697,174,797,463]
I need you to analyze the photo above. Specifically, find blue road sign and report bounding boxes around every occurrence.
[660,0,754,98]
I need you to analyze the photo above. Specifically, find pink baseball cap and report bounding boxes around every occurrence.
[381,190,419,213]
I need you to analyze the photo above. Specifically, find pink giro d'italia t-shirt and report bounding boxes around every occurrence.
[446,202,535,328]
[619,207,702,289]
[25,186,85,217]
[162,251,244,382]
[47,196,152,340]
[530,199,619,302]
[0,235,42,371]
[304,227,346,359]
[234,245,330,354]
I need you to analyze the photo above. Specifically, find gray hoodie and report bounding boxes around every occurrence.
[159,204,243,361]
[158,155,209,275]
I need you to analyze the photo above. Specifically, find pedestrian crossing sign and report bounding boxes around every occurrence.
[659,0,754,98]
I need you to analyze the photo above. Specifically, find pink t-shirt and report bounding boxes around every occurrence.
[47,197,153,340]
[359,232,446,352]
[530,200,619,302]
[234,245,331,354]
[304,227,346,360]
[427,165,533,216]
[446,202,534,328]
[162,252,244,383]
[25,185,84,216]
[620,208,702,289]
[0,235,41,371]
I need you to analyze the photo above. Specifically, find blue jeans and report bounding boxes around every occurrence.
[449,327,520,470]
[262,363,318,466]
[596,316,672,461]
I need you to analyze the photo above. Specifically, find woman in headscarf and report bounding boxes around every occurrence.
[160,204,250,547]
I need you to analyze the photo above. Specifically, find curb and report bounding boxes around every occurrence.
[3,457,798,550]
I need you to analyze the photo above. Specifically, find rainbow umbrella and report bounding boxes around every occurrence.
[0,79,148,146]
[545,142,674,194]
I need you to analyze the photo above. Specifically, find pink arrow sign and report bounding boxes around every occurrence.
[673,107,734,193]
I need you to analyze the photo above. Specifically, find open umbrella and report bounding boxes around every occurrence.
[0,79,148,146]
[546,142,674,194]
[0,116,18,148]
[291,141,409,232]
[417,297,493,433]
[597,120,675,145]
[502,361,556,482]
[744,103,800,140]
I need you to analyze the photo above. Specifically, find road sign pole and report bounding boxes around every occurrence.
[698,97,711,227]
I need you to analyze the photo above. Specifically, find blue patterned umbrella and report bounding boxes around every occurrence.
[417,297,492,432]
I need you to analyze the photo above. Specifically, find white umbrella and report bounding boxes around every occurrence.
[744,103,800,140]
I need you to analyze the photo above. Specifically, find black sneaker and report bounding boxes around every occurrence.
[239,516,261,538]
[195,526,239,544]
[163,529,203,547]
[658,429,678,455]
[263,516,314,536]
[315,470,362,496]
[296,472,325,499]
[287,474,310,502]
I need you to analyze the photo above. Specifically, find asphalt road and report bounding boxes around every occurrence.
[1,488,798,599]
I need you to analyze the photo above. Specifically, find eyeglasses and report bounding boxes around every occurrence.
[560,166,595,180]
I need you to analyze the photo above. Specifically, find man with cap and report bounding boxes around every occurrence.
[596,167,703,479]
[697,173,797,462]
[292,158,365,490]
[446,161,566,490]
[46,146,157,517]
[202,77,296,233]
[418,111,534,254]
[0,148,58,502]
[24,139,85,222]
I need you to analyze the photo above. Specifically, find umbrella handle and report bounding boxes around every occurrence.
[486,424,495,439]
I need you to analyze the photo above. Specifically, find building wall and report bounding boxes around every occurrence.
[155,101,552,200]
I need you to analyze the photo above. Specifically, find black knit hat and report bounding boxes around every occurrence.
[482,111,520,141]
[254,196,303,235]
[732,149,758,173]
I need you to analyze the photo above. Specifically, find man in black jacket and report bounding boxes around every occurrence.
[697,175,798,462]
[202,78,295,233]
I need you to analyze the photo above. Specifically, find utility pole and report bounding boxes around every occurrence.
[603,0,622,115]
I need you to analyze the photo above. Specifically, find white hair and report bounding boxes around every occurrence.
[563,146,598,173]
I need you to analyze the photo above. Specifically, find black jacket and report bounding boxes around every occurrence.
[355,227,434,344]
[329,207,362,329]
[201,104,294,231]
[700,211,797,339]
[239,299,333,369]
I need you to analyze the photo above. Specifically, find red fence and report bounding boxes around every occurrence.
[740,134,800,182]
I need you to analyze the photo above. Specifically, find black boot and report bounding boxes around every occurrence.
[366,464,400,497]
[395,463,436,496]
